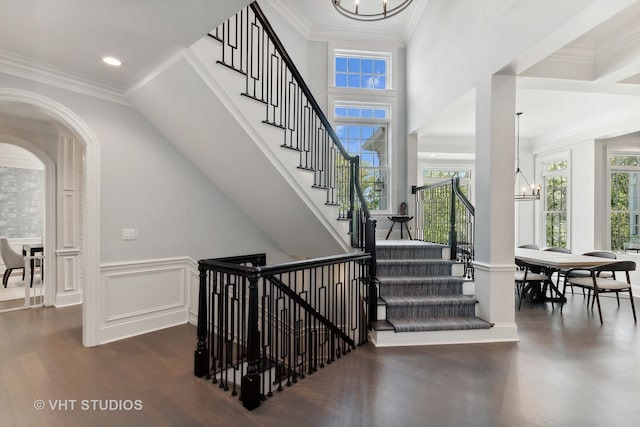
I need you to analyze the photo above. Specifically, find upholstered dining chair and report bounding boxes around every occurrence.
[562,261,636,324]
[563,251,617,295]
[1,237,25,287]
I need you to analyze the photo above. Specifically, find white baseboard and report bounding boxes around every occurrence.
[54,290,83,307]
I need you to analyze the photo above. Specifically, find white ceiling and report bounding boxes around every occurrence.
[0,0,250,92]
[416,0,640,151]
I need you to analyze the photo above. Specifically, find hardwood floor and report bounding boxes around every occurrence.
[1,293,638,427]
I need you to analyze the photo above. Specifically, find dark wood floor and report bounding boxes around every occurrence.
[1,293,638,427]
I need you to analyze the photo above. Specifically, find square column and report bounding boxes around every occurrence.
[474,74,518,341]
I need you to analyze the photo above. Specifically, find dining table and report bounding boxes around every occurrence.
[515,248,616,304]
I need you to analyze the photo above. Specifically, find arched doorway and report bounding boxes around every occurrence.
[0,89,100,347]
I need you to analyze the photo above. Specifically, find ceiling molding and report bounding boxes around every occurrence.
[0,50,130,106]
[263,0,312,40]
[532,102,640,149]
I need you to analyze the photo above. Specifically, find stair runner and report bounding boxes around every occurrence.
[377,241,491,332]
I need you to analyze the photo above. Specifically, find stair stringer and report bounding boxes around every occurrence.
[128,46,350,258]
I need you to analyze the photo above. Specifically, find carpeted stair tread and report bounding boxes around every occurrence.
[378,276,464,297]
[376,242,445,260]
[382,295,478,306]
[387,316,492,332]
[378,275,463,285]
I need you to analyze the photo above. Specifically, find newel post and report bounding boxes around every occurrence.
[241,274,261,410]
[365,219,378,324]
[194,264,209,377]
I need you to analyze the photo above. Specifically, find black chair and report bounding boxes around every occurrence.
[518,244,539,250]
[562,261,636,324]
[515,258,553,310]
[563,251,617,295]
[543,247,571,253]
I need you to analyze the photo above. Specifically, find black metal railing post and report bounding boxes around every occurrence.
[365,218,377,324]
[449,178,457,260]
[241,273,261,410]
[194,265,209,377]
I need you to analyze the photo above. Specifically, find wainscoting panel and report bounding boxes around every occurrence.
[98,257,198,344]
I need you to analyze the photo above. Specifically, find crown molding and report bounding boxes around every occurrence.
[0,50,130,106]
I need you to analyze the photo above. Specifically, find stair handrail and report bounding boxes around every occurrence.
[209,2,372,248]
[249,2,372,228]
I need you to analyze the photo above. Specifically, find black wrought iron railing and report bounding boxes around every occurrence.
[193,251,375,410]
[208,2,372,248]
[412,177,475,278]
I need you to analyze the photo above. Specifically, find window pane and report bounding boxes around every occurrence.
[361,59,373,73]
[374,59,386,74]
[348,74,361,88]
[335,107,348,117]
[347,58,360,72]
[335,73,347,87]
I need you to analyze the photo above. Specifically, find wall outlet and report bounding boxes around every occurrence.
[122,228,137,240]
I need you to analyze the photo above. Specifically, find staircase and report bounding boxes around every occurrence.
[370,241,492,346]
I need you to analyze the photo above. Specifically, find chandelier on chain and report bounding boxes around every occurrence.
[514,112,541,201]
[332,0,414,21]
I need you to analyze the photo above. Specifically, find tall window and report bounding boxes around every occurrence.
[334,52,389,90]
[334,104,389,211]
[610,154,640,251]
[542,159,568,248]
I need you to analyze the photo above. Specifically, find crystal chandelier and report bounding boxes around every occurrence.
[332,0,413,21]
[514,112,541,201]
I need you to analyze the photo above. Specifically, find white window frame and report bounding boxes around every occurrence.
[607,148,640,251]
[332,49,392,91]
[333,101,391,212]
[540,155,570,248]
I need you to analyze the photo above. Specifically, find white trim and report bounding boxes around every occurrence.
[0,88,102,347]
[0,50,129,105]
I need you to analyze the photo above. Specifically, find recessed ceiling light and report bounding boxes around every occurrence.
[102,56,122,67]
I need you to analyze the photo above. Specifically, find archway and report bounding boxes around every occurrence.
[0,88,100,347]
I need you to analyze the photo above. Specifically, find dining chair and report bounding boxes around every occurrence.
[563,251,617,295]
[518,244,539,250]
[543,247,571,253]
[562,260,636,324]
[1,237,25,287]
[515,258,553,310]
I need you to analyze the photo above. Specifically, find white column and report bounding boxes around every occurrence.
[474,74,518,341]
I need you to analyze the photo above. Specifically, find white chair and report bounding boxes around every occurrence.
[1,237,25,287]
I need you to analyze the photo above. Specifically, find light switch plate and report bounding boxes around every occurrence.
[122,228,137,240]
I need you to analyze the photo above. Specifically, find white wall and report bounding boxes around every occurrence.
[569,140,596,254]
[0,73,285,263]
